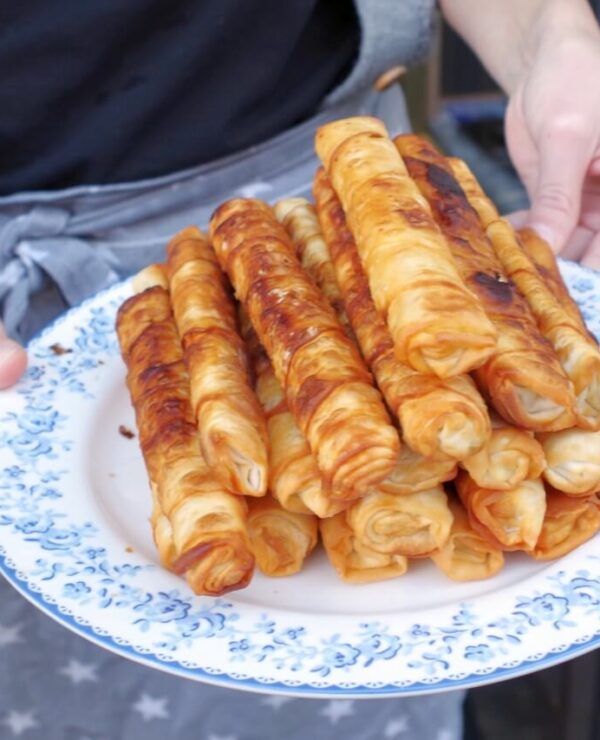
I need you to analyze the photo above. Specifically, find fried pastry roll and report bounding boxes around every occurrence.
[538,428,600,496]
[397,136,576,431]
[449,159,600,430]
[518,227,594,337]
[431,498,505,581]
[209,198,399,498]
[378,445,458,495]
[531,487,600,560]
[132,263,169,292]
[247,494,319,577]
[254,354,349,518]
[346,486,453,558]
[116,283,254,596]
[320,514,408,583]
[166,227,268,496]
[315,116,497,378]
[273,197,353,336]
[461,415,546,490]
[313,168,491,460]
[456,472,547,551]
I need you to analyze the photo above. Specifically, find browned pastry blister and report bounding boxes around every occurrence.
[209,198,400,499]
[396,135,576,432]
[449,157,600,431]
[116,282,255,596]
[166,227,268,496]
[315,117,497,379]
[312,168,491,461]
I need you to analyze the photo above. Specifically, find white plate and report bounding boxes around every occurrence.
[0,259,599,698]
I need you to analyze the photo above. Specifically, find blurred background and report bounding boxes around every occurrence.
[400,3,600,738]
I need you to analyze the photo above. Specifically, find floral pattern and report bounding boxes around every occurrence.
[0,265,599,696]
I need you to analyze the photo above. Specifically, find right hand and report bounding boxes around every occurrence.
[0,325,27,389]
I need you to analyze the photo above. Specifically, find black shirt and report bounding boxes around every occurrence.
[0,1,359,194]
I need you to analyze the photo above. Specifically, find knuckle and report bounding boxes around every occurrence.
[535,184,576,216]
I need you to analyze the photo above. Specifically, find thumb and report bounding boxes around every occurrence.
[527,122,593,253]
[0,326,27,390]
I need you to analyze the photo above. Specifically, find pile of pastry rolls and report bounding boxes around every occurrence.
[116,116,600,596]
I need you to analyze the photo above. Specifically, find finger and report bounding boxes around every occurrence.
[560,225,596,262]
[505,209,529,229]
[580,231,600,272]
[527,121,595,252]
[0,327,27,389]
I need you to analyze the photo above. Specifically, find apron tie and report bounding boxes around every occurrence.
[0,206,119,337]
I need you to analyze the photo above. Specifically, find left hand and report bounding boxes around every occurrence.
[505,20,600,269]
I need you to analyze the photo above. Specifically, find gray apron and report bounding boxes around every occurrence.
[0,84,466,738]
[0,85,409,342]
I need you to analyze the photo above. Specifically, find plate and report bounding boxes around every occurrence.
[0,259,599,698]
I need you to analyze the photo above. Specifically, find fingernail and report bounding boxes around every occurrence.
[528,223,559,251]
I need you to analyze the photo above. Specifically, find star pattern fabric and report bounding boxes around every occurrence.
[0,577,465,739]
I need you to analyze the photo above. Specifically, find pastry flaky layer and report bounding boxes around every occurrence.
[166,227,269,497]
[397,135,576,432]
[449,158,600,431]
[537,428,600,496]
[320,513,408,583]
[531,487,600,560]
[430,498,505,581]
[314,116,497,378]
[312,168,491,461]
[247,494,319,577]
[456,472,547,551]
[209,197,399,499]
[116,283,255,596]
[345,485,453,558]
[461,415,546,490]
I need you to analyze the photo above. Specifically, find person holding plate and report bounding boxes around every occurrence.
[0,1,599,739]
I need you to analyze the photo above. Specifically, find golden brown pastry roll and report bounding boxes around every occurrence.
[346,486,453,558]
[166,227,268,496]
[431,498,505,581]
[320,514,408,583]
[150,481,177,570]
[531,487,600,560]
[538,428,600,496]
[378,445,458,495]
[247,494,319,577]
[132,263,169,292]
[449,159,600,431]
[518,227,594,338]
[254,355,349,518]
[456,472,547,551]
[209,197,399,498]
[273,197,353,336]
[116,283,255,596]
[313,167,491,460]
[461,415,546,490]
[315,116,497,378]
[397,136,576,432]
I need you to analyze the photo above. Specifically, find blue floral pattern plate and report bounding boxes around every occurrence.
[0,259,599,698]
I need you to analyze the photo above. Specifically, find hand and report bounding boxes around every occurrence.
[0,326,27,389]
[505,12,600,268]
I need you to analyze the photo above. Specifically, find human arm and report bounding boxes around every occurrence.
[439,0,600,268]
